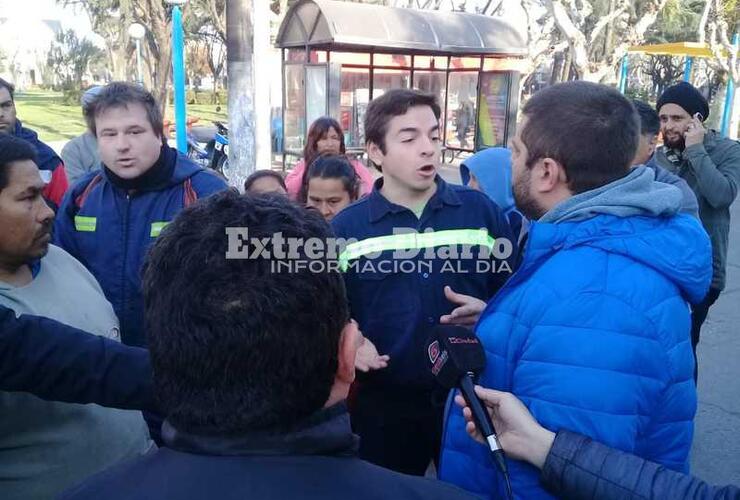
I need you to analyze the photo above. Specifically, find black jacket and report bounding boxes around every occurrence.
[0,306,154,411]
[60,403,476,500]
[542,430,739,500]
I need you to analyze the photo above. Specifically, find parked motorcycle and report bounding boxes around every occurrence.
[210,121,230,178]
[186,124,216,168]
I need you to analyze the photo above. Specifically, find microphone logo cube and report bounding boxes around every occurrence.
[428,340,440,364]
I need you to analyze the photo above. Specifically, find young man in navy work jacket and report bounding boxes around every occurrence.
[331,89,515,476]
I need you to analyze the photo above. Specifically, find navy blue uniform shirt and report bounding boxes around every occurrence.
[331,177,515,395]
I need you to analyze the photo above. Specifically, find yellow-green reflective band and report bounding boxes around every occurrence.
[74,216,96,232]
[338,229,495,271]
[150,222,169,238]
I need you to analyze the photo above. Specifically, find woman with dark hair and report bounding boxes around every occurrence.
[285,117,374,201]
[243,170,287,195]
[302,154,360,222]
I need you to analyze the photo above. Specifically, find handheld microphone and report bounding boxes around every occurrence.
[427,325,512,499]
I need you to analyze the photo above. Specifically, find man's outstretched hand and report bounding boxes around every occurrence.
[440,286,487,326]
[354,336,390,372]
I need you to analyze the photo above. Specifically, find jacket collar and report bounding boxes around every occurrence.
[162,402,359,458]
[367,175,462,223]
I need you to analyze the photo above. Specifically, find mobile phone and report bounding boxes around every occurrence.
[694,112,704,122]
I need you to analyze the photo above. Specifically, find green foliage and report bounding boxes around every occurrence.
[46,29,105,91]
[62,88,84,106]
[625,87,655,105]
[645,0,704,44]
[169,89,228,106]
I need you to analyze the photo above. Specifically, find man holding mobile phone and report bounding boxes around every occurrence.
[649,81,740,381]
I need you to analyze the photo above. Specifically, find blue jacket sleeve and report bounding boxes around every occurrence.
[0,306,155,411]
[191,170,229,198]
[542,430,740,500]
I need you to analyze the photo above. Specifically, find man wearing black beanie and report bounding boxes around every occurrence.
[649,81,740,382]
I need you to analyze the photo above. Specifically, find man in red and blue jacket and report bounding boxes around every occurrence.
[0,78,68,207]
[53,82,227,349]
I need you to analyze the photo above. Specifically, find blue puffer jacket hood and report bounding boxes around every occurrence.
[539,166,709,303]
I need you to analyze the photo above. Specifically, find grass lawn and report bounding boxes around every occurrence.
[13,90,228,143]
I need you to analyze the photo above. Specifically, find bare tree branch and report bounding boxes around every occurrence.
[588,5,627,46]
[698,0,712,44]
[545,0,592,78]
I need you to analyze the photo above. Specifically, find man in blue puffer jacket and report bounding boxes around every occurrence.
[439,82,713,499]
[54,82,227,349]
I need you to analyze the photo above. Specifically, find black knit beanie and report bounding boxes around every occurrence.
[656,82,709,122]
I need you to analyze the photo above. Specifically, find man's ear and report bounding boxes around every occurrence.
[367,141,385,170]
[534,158,567,193]
[336,320,360,385]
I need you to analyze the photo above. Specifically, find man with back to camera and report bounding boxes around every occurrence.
[59,191,478,500]
[439,81,712,499]
[0,77,68,208]
[648,81,740,380]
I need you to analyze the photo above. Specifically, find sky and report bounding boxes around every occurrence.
[0,0,98,40]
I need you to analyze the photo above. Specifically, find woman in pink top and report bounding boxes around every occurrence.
[285,117,374,201]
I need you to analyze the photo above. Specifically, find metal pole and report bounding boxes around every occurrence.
[618,55,628,94]
[720,33,738,138]
[135,39,143,85]
[683,56,693,82]
[172,6,188,153]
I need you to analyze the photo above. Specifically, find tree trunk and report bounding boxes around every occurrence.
[227,0,256,187]
[561,51,572,81]
[603,0,617,59]
[698,0,712,44]
[155,45,172,116]
[730,86,740,140]
[550,52,564,84]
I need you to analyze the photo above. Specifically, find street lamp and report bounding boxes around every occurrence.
[127,23,146,85]
[165,0,188,153]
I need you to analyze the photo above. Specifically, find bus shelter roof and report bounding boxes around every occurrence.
[276,0,528,57]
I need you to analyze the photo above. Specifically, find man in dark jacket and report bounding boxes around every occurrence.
[53,82,228,348]
[0,305,153,411]
[456,386,739,500]
[60,191,476,500]
[649,82,740,380]
[0,78,68,208]
[54,82,227,443]
[332,89,515,476]
[632,99,699,217]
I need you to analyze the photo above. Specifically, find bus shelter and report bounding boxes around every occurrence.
[275,0,528,165]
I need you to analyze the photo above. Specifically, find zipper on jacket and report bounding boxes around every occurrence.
[120,194,131,342]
